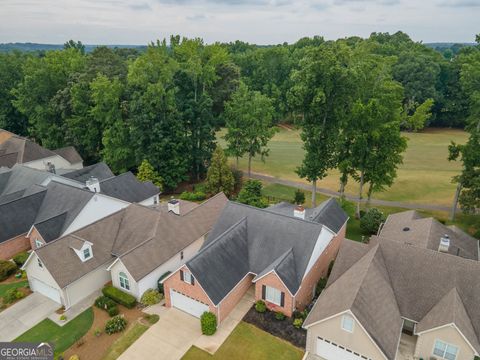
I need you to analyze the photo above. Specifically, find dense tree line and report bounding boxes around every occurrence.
[0,33,479,204]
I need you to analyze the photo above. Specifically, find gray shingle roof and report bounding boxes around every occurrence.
[0,165,52,196]
[266,197,348,233]
[0,188,47,243]
[52,146,83,164]
[61,162,114,183]
[99,172,159,203]
[379,210,479,260]
[304,239,480,358]
[34,193,228,288]
[187,199,347,305]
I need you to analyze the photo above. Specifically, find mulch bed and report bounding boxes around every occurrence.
[242,306,306,348]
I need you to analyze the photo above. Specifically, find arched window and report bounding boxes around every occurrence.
[119,272,130,290]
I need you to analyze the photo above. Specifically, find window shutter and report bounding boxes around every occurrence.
[180,270,184,281]
[262,285,266,300]
[191,276,195,285]
[280,292,285,307]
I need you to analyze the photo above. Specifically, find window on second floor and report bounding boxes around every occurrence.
[183,271,193,285]
[180,251,184,260]
[83,247,92,260]
[35,239,43,248]
[37,258,43,268]
[433,340,458,360]
[341,314,354,333]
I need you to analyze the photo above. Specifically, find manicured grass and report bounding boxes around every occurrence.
[262,183,328,208]
[0,280,28,298]
[218,127,468,207]
[14,307,94,356]
[182,322,304,360]
[102,323,149,360]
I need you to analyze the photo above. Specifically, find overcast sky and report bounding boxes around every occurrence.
[0,0,478,45]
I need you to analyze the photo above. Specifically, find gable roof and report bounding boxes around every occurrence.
[266,197,348,233]
[52,146,83,164]
[304,239,480,357]
[379,210,479,260]
[61,162,114,183]
[99,172,159,203]
[187,198,347,305]
[33,193,228,288]
[0,164,53,196]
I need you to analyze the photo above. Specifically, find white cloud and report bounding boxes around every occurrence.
[0,0,477,44]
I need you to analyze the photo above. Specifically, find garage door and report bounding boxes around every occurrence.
[170,289,209,318]
[316,337,371,360]
[30,278,61,304]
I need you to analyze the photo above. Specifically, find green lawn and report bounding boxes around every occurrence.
[14,307,94,356]
[0,280,28,298]
[182,322,304,360]
[102,323,149,360]
[218,127,468,207]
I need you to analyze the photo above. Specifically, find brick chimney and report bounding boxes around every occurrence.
[294,205,305,220]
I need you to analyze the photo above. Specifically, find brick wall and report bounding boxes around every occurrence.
[255,272,294,317]
[294,223,346,310]
[27,227,46,250]
[0,233,31,260]
[218,274,253,322]
[163,265,218,317]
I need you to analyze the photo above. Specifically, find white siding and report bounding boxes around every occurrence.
[139,194,160,206]
[63,194,129,235]
[303,227,335,278]
[63,262,113,308]
[110,236,205,300]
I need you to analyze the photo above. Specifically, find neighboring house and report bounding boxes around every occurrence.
[0,129,14,144]
[0,164,160,259]
[22,194,228,309]
[303,237,480,360]
[0,135,83,171]
[375,210,479,260]
[162,198,348,322]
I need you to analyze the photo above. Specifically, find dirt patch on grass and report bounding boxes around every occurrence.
[243,307,306,348]
[0,274,26,284]
[63,305,145,360]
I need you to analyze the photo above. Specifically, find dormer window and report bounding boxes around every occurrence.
[83,247,92,260]
[71,240,94,262]
[35,239,43,248]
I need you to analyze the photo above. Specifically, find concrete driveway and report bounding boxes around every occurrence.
[119,308,202,360]
[0,293,59,341]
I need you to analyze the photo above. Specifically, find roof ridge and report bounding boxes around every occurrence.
[0,186,47,206]
[182,192,226,216]
[34,210,68,226]
[377,244,402,315]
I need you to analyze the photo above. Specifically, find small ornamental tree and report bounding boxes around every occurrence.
[237,180,268,208]
[294,189,306,205]
[205,147,235,196]
[360,208,386,235]
[136,159,163,189]
[200,311,217,335]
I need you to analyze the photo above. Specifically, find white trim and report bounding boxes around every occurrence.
[432,338,460,360]
[416,323,479,356]
[252,269,294,297]
[341,314,355,333]
[106,258,121,271]
[303,310,389,360]
[21,251,36,270]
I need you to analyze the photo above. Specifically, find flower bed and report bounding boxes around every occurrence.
[242,306,306,348]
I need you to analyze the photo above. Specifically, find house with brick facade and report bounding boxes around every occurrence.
[0,163,160,260]
[22,194,228,309]
[162,198,348,322]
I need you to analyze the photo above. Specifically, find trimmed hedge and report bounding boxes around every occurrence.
[13,252,29,267]
[200,312,217,335]
[0,260,17,281]
[157,271,171,294]
[102,286,136,309]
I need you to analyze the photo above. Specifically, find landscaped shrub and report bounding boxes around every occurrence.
[0,260,17,281]
[107,306,119,317]
[140,289,162,306]
[59,314,67,321]
[255,300,266,313]
[157,271,171,294]
[102,286,136,309]
[179,191,206,201]
[293,318,304,329]
[200,312,217,335]
[105,315,127,334]
[13,252,29,267]
[294,189,305,205]
[315,278,328,297]
[360,208,386,235]
[69,355,79,360]
[143,313,159,325]
[275,311,285,321]
[3,288,24,304]
[94,295,116,310]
